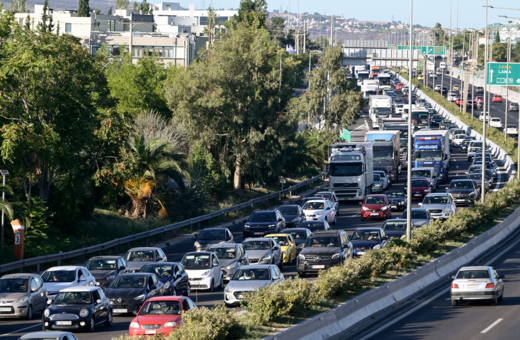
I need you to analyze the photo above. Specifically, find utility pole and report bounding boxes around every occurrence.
[505,28,511,140]
[487,28,493,125]
[303,19,306,53]
[482,0,488,202]
[129,13,133,61]
[407,0,413,243]
[461,30,465,112]
[330,15,334,47]
[449,0,453,95]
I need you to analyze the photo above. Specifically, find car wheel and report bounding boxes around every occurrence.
[184,284,191,297]
[451,299,458,307]
[218,274,223,289]
[332,215,337,225]
[88,317,95,332]
[209,279,214,292]
[25,305,33,320]
[278,258,284,270]
[297,272,306,278]
[105,311,113,327]
[491,294,498,305]
[498,289,504,302]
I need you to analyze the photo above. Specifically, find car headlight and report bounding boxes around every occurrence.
[469,192,476,196]
[130,322,140,328]
[134,294,146,301]
[244,224,250,229]
[362,206,369,211]
[262,255,271,261]
[298,254,305,260]
[331,253,341,259]
[267,224,275,229]
[79,309,89,317]
[373,244,381,250]
[164,281,171,289]
[374,184,381,188]
[201,270,211,276]
[44,309,50,317]
[164,321,177,328]
[381,206,388,211]
[316,211,323,216]
[19,296,28,303]
[292,217,300,222]
[443,207,451,213]
[194,241,201,247]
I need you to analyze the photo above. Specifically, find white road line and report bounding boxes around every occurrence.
[481,319,503,333]
[364,119,370,131]
[0,324,40,337]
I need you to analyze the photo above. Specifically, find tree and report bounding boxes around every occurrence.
[8,0,26,13]
[133,1,138,11]
[229,0,267,29]
[37,0,54,32]
[107,7,113,15]
[266,17,285,44]
[495,30,501,43]
[512,41,520,63]
[164,23,296,192]
[78,0,90,17]
[140,0,151,14]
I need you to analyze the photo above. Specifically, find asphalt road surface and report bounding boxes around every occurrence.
[0,87,509,340]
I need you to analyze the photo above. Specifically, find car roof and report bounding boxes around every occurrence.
[425,193,450,196]
[282,228,311,232]
[60,286,99,292]
[20,332,73,339]
[252,209,277,213]
[264,233,289,237]
[45,266,81,271]
[141,262,181,266]
[304,200,328,204]
[452,179,473,182]
[354,227,381,231]
[459,266,492,271]
[147,296,187,302]
[384,219,407,222]
[311,230,342,235]
[301,220,325,224]
[403,208,428,211]
[206,243,238,249]
[238,264,274,269]
[185,251,214,256]
[243,238,273,242]
[198,228,229,231]
[0,273,35,279]
[365,194,387,197]
[88,256,122,260]
[127,247,162,251]
[117,273,155,277]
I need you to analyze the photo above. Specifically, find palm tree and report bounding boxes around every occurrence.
[121,135,189,218]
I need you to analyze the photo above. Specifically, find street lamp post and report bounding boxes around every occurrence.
[0,169,8,254]
[407,0,413,242]
[482,1,489,203]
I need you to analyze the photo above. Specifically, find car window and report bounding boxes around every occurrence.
[182,299,190,311]
[212,256,219,267]
[456,270,490,279]
[92,289,101,301]
[34,276,42,288]
[187,298,195,309]
[97,288,106,299]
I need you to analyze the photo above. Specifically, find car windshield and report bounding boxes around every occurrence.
[401,210,429,219]
[181,254,211,269]
[415,150,442,162]
[125,251,155,262]
[109,276,147,288]
[423,196,449,204]
[383,221,407,231]
[469,147,482,153]
[455,134,466,139]
[141,265,173,278]
[351,230,381,241]
[456,270,490,279]
[507,125,517,128]
[139,300,182,315]
[198,229,226,241]
[450,181,474,189]
[412,180,429,187]
[302,202,326,210]
[41,271,76,283]
[54,292,92,304]
[300,222,327,232]
[329,162,363,176]
[283,230,308,240]
[267,235,291,246]
[207,247,237,260]
[305,236,340,247]
[85,259,118,271]
[374,172,386,178]
[0,279,28,293]
[374,174,381,181]
[278,206,300,215]
[231,268,271,281]
[242,240,271,250]
[411,170,431,178]
[468,174,482,180]
[373,147,394,161]
[364,197,386,204]
[491,118,500,122]
[248,212,276,223]
[386,192,404,198]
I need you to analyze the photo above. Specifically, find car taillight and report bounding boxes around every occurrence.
[451,283,459,289]
[485,282,495,288]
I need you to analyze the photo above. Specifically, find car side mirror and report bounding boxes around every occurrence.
[418,203,422,207]
[47,299,53,305]
[32,287,38,292]
[451,275,455,279]
[96,299,102,304]
[445,187,449,190]
[383,236,389,241]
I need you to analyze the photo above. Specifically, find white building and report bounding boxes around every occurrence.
[488,22,520,44]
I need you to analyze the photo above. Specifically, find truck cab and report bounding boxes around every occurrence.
[413,130,450,183]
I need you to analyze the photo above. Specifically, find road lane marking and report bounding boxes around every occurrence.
[0,324,40,337]
[364,119,370,131]
[481,319,503,333]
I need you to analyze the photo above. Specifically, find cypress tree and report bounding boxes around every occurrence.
[78,0,90,17]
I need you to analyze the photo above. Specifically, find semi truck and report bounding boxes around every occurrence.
[413,130,450,183]
[369,95,393,129]
[377,73,392,90]
[361,79,380,99]
[380,119,410,170]
[327,143,374,201]
[356,70,371,86]
[365,131,401,183]
[370,66,382,79]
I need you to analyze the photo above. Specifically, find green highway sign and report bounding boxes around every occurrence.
[476,74,480,78]
[388,44,394,48]
[340,128,351,142]
[486,62,520,85]
[421,46,446,55]
[398,45,422,50]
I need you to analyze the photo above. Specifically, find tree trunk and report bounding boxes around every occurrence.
[233,156,242,194]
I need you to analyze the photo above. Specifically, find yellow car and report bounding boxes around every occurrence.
[265,233,297,264]
[417,74,424,81]
[453,85,461,91]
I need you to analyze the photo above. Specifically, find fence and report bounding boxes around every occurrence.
[0,173,326,274]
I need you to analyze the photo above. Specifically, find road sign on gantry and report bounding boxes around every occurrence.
[420,46,446,56]
[398,45,423,50]
[486,62,520,85]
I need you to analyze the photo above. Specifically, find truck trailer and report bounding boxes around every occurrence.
[365,131,401,183]
[413,130,451,183]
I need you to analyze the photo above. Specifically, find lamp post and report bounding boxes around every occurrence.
[0,169,8,254]
[407,0,413,243]
[482,1,489,203]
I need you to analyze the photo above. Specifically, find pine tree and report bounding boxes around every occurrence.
[107,7,113,15]
[133,1,138,11]
[24,13,30,30]
[495,30,501,43]
[78,0,90,17]
[37,0,49,32]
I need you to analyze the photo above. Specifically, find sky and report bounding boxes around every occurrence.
[168,0,520,29]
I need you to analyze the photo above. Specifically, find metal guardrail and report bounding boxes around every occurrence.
[0,173,326,274]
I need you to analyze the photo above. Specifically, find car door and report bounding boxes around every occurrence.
[226,230,234,243]
[286,234,296,261]
[212,255,221,286]
[172,265,182,295]
[493,270,504,295]
[96,288,110,319]
[92,289,105,321]
[28,277,41,311]
[147,276,158,298]
[33,275,46,311]
[182,299,190,313]
[83,268,96,286]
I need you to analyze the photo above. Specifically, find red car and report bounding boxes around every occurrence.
[492,94,503,102]
[455,98,463,106]
[475,96,484,104]
[360,194,392,221]
[395,83,404,90]
[407,177,432,200]
[129,296,198,337]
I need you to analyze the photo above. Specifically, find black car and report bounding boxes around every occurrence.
[42,287,111,332]
[382,219,414,239]
[350,228,389,257]
[447,179,479,206]
[277,205,305,228]
[105,273,164,315]
[430,114,444,126]
[299,220,331,232]
[439,120,453,129]
[243,210,286,238]
[375,166,396,183]
[297,230,352,277]
[386,192,407,211]
[281,228,312,254]
[460,138,475,153]
[140,262,190,297]
[192,228,234,252]
[84,256,132,290]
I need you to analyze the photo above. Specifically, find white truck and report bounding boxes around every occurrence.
[361,79,380,99]
[369,95,393,129]
[327,143,374,201]
[377,73,392,90]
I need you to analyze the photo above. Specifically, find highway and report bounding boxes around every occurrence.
[0,87,509,340]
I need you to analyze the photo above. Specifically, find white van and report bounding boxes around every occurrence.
[411,167,439,190]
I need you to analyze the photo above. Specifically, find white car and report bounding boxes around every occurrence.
[181,252,223,291]
[301,199,337,224]
[419,193,456,220]
[224,265,283,306]
[489,117,503,128]
[506,124,518,135]
[448,94,458,102]
[479,112,490,122]
[41,266,96,300]
[450,266,504,306]
[453,134,467,147]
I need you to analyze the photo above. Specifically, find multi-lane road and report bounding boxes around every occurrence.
[0,86,509,340]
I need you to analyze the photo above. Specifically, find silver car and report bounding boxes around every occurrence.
[373,174,384,193]
[374,171,389,190]
[242,238,283,268]
[207,243,249,282]
[123,247,168,272]
[418,193,456,220]
[451,266,504,306]
[224,265,284,306]
[0,273,47,319]
[19,332,78,340]
[400,208,431,227]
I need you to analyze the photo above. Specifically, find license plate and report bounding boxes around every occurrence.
[466,284,480,287]
[254,232,264,235]
[145,330,157,334]
[113,309,127,313]
[342,197,349,200]
[391,205,397,209]
[312,265,325,269]
[0,308,10,312]
[56,321,72,325]
[370,213,379,216]
[456,199,466,202]
[414,194,422,196]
